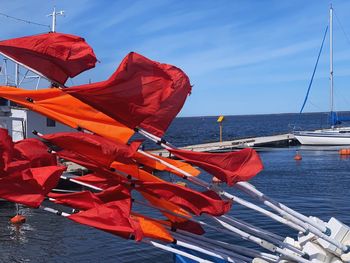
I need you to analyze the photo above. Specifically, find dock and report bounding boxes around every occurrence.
[150,133,297,156]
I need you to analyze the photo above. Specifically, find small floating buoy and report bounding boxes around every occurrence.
[10,214,26,225]
[294,151,302,161]
[339,148,350,155]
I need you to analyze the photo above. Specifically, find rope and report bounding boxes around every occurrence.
[0,12,50,29]
[299,25,328,114]
[334,10,350,47]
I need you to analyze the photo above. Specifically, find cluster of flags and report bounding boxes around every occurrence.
[0,32,264,261]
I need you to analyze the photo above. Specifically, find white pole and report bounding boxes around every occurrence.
[177,230,279,262]
[47,7,65,33]
[40,205,213,263]
[175,239,244,263]
[144,240,214,263]
[330,4,334,121]
[137,149,304,232]
[52,7,56,32]
[135,129,350,252]
[15,63,19,87]
[211,217,312,263]
[236,182,328,233]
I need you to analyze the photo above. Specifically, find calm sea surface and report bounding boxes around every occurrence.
[1,112,350,263]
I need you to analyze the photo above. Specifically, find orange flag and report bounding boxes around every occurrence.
[0,86,133,143]
[132,213,174,243]
[110,161,163,183]
[133,152,200,177]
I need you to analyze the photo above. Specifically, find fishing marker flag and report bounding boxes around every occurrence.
[136,181,231,216]
[0,86,134,143]
[0,165,66,207]
[169,148,264,186]
[65,52,192,136]
[0,32,97,85]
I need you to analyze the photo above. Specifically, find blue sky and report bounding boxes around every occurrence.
[1,0,350,117]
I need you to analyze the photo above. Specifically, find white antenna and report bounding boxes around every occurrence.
[47,7,65,32]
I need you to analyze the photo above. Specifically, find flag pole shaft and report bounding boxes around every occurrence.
[220,215,284,242]
[136,129,350,252]
[55,176,299,259]
[175,239,244,263]
[137,149,304,232]
[236,181,328,233]
[144,240,214,263]
[217,215,304,256]
[40,205,213,263]
[174,234,255,262]
[177,229,279,262]
[210,217,312,263]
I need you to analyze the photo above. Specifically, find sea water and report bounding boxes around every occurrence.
[1,112,350,263]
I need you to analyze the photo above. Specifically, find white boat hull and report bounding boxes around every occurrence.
[295,128,350,145]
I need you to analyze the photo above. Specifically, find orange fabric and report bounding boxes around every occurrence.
[110,161,162,183]
[141,192,191,223]
[0,86,133,143]
[132,213,173,243]
[133,152,200,177]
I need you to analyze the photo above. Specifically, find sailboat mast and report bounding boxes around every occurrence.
[330,5,334,127]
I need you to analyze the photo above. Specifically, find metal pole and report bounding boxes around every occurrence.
[330,5,334,127]
[219,123,223,143]
[15,63,19,87]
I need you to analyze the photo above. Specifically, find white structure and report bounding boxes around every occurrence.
[0,104,73,141]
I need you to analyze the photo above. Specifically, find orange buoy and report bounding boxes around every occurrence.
[10,214,26,225]
[339,148,350,155]
[294,151,302,161]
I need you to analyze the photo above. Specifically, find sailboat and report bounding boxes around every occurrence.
[294,6,350,145]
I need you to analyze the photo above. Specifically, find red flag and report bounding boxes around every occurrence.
[49,190,102,210]
[139,64,192,137]
[0,32,97,85]
[141,192,205,235]
[65,52,191,135]
[169,148,264,186]
[136,181,231,216]
[0,166,66,207]
[42,132,141,167]
[74,173,122,189]
[49,185,131,211]
[0,128,14,172]
[68,200,143,241]
[14,138,57,167]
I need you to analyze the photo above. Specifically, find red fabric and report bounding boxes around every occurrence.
[66,52,191,135]
[136,181,231,216]
[54,149,127,184]
[0,128,14,172]
[172,220,205,235]
[0,32,97,84]
[49,185,130,211]
[139,64,191,137]
[74,173,122,189]
[68,200,142,241]
[169,148,264,186]
[43,132,140,167]
[49,190,102,210]
[0,166,66,207]
[13,138,57,167]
